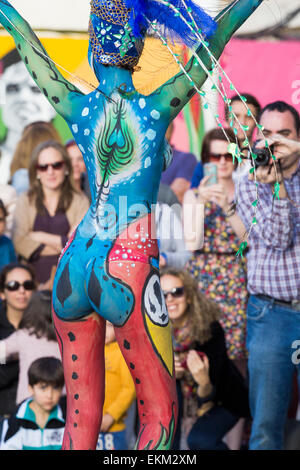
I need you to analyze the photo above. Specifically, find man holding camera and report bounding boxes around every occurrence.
[236,101,300,450]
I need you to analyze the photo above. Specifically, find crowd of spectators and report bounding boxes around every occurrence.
[0,94,299,451]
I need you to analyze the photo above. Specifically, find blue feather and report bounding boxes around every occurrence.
[124,0,217,47]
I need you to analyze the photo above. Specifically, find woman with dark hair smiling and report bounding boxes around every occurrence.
[12,141,89,286]
[0,262,36,417]
[183,127,249,449]
[0,289,61,405]
[160,268,250,450]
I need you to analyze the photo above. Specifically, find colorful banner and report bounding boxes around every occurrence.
[218,38,300,125]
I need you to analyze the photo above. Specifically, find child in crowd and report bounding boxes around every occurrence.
[0,290,61,405]
[0,357,65,450]
[97,322,136,450]
[0,199,17,270]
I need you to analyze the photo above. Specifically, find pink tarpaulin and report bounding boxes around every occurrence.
[219,38,300,120]
[171,38,300,153]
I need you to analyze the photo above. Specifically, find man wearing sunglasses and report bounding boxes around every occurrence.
[0,263,36,418]
[236,101,300,450]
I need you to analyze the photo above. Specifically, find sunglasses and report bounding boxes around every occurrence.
[162,286,185,299]
[209,153,233,162]
[36,161,65,172]
[4,280,35,292]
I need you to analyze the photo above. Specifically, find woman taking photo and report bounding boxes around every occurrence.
[160,268,249,450]
[0,262,36,417]
[13,141,89,287]
[183,128,248,368]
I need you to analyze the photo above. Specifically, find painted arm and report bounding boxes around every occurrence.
[151,0,265,119]
[0,0,84,118]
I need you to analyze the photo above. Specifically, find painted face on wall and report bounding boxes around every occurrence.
[2,61,55,133]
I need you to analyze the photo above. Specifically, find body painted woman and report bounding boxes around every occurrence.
[0,0,264,450]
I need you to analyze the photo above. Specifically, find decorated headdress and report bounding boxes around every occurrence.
[88,0,217,68]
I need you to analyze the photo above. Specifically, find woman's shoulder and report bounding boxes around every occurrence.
[195,321,226,351]
[70,190,89,206]
[15,191,32,209]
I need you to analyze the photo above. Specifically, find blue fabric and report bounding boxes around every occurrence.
[0,235,17,271]
[97,430,128,450]
[190,162,204,188]
[161,148,197,185]
[187,405,238,450]
[246,295,300,450]
[125,0,217,46]
[11,169,29,195]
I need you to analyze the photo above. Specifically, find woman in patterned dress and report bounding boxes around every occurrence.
[184,128,248,370]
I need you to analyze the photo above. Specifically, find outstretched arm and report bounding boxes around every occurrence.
[0,0,84,118]
[151,0,264,120]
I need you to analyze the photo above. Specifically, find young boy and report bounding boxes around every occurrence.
[0,199,16,271]
[0,357,65,450]
[97,322,136,450]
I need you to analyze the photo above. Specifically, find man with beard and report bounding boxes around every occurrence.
[236,101,300,450]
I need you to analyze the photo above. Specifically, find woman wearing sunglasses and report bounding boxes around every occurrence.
[0,262,36,418]
[0,289,61,407]
[12,141,89,287]
[160,268,250,450]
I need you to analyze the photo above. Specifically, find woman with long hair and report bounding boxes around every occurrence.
[0,289,61,405]
[12,141,89,286]
[10,121,61,195]
[160,268,250,450]
[0,262,36,416]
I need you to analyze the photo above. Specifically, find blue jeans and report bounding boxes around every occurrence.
[187,406,238,450]
[96,430,128,450]
[247,295,300,450]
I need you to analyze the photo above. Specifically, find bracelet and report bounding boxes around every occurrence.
[197,385,216,405]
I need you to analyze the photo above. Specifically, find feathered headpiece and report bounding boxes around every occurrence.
[88,0,217,68]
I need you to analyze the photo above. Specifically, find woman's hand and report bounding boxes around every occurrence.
[186,350,210,388]
[197,178,230,211]
[174,354,185,380]
[29,231,62,253]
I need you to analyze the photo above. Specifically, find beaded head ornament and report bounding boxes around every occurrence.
[88,0,144,68]
[88,0,217,68]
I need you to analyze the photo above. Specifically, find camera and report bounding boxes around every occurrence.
[249,141,275,168]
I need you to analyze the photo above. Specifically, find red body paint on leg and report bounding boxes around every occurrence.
[109,215,178,449]
[52,311,106,450]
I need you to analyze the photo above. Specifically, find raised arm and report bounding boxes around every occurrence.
[151,0,264,120]
[0,0,84,118]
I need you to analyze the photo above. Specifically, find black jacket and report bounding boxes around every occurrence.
[192,321,250,418]
[0,300,19,417]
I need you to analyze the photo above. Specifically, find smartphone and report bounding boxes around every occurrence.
[203,162,218,186]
